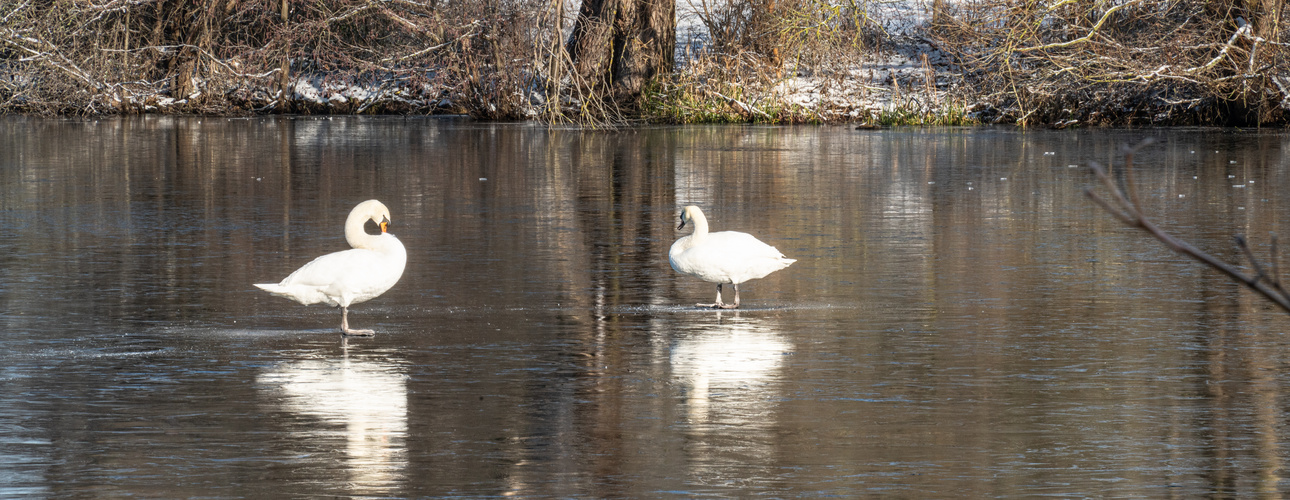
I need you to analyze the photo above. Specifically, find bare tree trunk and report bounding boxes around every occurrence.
[1251,0,1281,39]
[566,0,675,103]
[280,0,290,98]
[931,0,949,27]
[547,0,565,100]
[173,8,209,98]
[144,0,226,100]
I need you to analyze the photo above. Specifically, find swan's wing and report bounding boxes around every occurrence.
[259,247,403,306]
[294,249,405,295]
[705,231,791,260]
[279,249,375,287]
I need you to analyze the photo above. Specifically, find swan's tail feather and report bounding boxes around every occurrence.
[255,283,287,294]
[255,282,327,305]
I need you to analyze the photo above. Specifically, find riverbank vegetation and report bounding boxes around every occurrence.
[1,0,1286,126]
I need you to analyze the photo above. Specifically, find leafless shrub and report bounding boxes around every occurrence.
[691,0,794,63]
[688,0,887,68]
[929,0,1290,126]
[0,0,573,117]
[655,0,899,124]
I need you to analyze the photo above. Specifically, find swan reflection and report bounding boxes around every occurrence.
[671,314,790,459]
[258,351,407,492]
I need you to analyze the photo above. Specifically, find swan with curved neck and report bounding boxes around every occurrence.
[256,199,407,336]
[668,205,795,309]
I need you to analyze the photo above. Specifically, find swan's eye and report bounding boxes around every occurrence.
[364,219,382,235]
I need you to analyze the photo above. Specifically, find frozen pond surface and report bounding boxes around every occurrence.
[3,116,1290,497]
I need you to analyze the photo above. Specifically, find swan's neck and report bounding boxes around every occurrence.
[345,213,378,250]
[688,213,710,241]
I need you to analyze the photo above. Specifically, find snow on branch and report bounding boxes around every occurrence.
[1,27,102,89]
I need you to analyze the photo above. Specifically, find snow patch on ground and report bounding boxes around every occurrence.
[675,0,962,121]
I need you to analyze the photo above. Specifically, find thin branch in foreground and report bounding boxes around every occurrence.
[1084,140,1290,314]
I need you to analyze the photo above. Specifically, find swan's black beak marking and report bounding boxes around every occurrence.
[677,212,686,230]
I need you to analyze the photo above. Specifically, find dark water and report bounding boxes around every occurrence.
[3,116,1290,497]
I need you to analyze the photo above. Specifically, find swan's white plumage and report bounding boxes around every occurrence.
[669,205,794,308]
[256,199,406,335]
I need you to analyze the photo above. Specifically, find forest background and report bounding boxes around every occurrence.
[1,0,1287,126]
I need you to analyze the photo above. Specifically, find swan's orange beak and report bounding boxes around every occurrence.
[380,218,390,233]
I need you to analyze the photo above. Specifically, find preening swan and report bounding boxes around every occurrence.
[669,205,795,309]
[256,200,407,336]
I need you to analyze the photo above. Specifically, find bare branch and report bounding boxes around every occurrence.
[2,28,102,89]
[1018,0,1149,53]
[1184,24,1249,74]
[387,21,481,63]
[706,88,772,119]
[1086,142,1290,314]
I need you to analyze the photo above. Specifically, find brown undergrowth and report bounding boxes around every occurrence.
[928,0,1290,126]
[1,0,568,118]
[3,0,1288,126]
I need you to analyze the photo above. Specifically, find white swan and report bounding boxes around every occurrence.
[669,205,795,309]
[256,199,407,336]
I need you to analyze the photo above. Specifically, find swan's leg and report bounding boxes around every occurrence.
[340,306,375,337]
[718,284,740,309]
[696,283,725,308]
